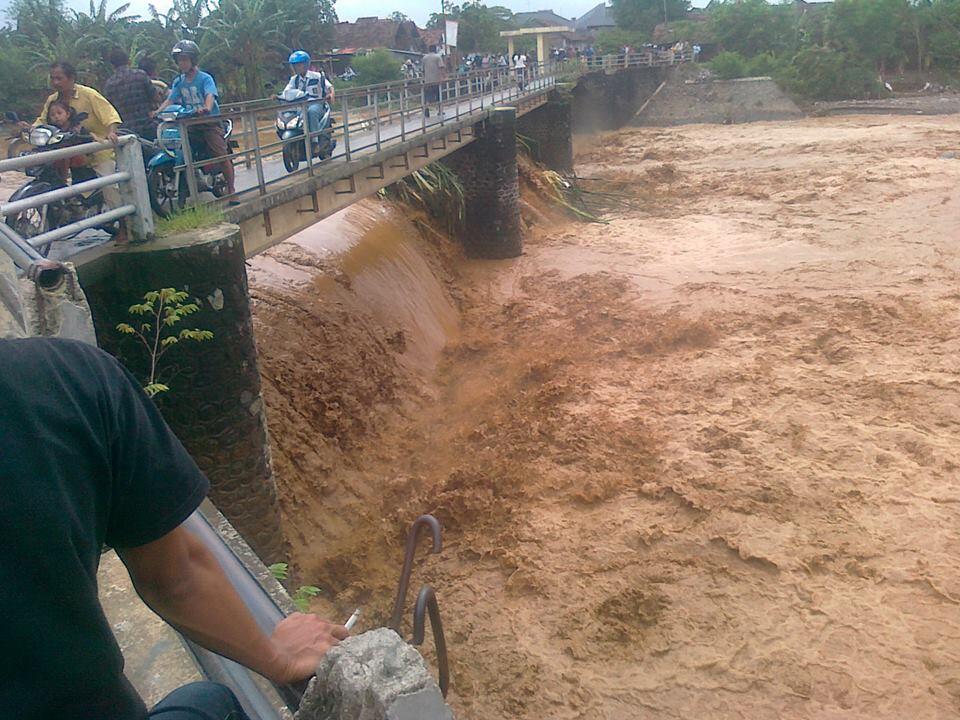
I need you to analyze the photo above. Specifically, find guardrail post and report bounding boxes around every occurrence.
[115,138,155,240]
[373,91,381,151]
[302,99,314,176]
[341,96,351,161]
[242,103,253,169]
[439,80,445,125]
[249,110,267,195]
[179,121,202,206]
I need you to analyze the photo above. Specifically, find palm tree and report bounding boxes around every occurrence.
[201,0,285,99]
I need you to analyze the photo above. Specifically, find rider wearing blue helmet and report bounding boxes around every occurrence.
[282,50,334,141]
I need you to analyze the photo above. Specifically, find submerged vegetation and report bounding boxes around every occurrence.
[381,162,466,236]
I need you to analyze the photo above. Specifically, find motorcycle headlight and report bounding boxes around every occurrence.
[29,126,53,146]
[157,111,179,122]
[282,115,302,130]
[276,117,285,131]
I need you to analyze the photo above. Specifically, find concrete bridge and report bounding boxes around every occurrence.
[43,53,676,270]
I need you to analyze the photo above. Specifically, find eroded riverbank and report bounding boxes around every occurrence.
[251,115,960,719]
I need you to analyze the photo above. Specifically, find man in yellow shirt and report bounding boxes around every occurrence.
[30,61,123,212]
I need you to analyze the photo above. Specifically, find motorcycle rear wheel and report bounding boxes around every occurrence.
[147,168,175,219]
[282,144,299,173]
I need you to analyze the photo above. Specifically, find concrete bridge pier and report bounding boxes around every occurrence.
[444,107,523,259]
[517,87,574,174]
[82,224,286,562]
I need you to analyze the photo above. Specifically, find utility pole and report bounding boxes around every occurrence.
[441,0,447,55]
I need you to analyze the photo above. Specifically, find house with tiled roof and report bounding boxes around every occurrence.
[512,9,573,28]
[333,16,430,53]
[572,3,616,33]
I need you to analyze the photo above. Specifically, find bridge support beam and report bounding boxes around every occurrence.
[444,107,522,259]
[517,87,573,173]
[83,223,286,562]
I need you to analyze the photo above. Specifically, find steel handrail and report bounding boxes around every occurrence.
[0,171,130,217]
[26,204,135,249]
[0,134,137,173]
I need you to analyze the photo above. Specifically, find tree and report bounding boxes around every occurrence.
[709,0,796,57]
[611,0,690,36]
[0,31,48,114]
[389,11,409,22]
[457,2,513,53]
[273,0,337,54]
[826,0,911,73]
[778,44,879,99]
[346,49,402,85]
[926,0,960,69]
[200,0,285,99]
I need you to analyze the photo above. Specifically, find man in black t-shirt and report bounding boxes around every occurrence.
[0,337,348,720]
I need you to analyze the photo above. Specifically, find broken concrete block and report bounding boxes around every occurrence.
[294,628,453,720]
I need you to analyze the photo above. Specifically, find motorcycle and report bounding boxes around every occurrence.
[4,113,108,256]
[147,104,235,217]
[275,88,336,173]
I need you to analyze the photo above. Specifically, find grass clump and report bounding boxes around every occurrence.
[381,161,466,235]
[154,205,225,238]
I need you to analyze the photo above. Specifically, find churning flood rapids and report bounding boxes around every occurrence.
[248,115,960,720]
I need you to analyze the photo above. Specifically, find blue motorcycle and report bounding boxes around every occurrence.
[275,88,336,173]
[147,105,235,217]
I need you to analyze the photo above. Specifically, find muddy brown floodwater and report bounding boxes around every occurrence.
[249,114,960,719]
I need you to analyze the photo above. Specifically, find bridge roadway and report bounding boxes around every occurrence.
[230,73,557,202]
[218,70,561,256]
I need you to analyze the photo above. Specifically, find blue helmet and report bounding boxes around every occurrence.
[288,50,311,66]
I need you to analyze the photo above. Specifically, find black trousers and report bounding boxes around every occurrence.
[148,682,250,720]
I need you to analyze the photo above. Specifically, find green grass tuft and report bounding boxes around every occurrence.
[154,205,225,238]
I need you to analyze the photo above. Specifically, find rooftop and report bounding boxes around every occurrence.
[512,9,573,29]
[573,2,616,31]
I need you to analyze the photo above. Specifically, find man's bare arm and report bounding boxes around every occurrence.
[118,523,347,683]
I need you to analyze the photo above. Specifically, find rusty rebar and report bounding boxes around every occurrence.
[411,585,450,698]
[388,514,442,632]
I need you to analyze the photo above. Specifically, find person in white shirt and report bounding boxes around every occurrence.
[513,51,527,90]
[284,50,334,138]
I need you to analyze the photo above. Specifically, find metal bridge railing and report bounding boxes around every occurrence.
[172,51,688,208]
[0,134,155,255]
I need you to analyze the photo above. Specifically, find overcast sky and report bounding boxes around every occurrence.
[1,0,710,28]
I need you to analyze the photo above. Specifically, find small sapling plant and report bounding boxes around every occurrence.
[116,288,213,397]
[269,562,322,612]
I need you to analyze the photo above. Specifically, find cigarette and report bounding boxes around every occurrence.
[344,607,362,631]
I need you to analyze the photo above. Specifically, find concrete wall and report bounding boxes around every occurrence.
[516,88,574,174]
[633,76,803,126]
[442,108,523,259]
[82,224,286,562]
[572,66,669,132]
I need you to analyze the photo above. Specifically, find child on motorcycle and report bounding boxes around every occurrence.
[46,100,92,183]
